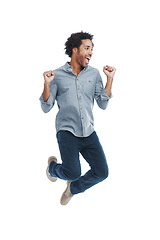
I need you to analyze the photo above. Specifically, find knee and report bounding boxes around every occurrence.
[103,167,109,180]
[97,166,109,181]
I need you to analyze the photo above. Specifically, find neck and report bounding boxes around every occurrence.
[69,58,83,76]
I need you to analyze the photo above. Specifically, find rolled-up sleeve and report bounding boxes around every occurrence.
[39,81,57,113]
[94,71,112,110]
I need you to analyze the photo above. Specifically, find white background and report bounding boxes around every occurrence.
[0,0,160,239]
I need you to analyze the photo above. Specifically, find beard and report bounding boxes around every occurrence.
[76,51,89,69]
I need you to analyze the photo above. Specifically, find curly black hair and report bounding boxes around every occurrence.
[65,31,94,58]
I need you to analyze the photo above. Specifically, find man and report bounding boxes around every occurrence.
[40,31,116,205]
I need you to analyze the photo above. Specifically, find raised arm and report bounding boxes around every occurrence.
[43,70,55,102]
[39,70,57,113]
[103,65,116,97]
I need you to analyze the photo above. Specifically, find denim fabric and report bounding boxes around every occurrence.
[49,130,109,195]
[40,62,112,137]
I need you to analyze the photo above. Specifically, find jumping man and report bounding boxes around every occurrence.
[39,31,116,205]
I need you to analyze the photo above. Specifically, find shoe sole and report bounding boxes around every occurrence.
[60,181,73,205]
[46,156,58,182]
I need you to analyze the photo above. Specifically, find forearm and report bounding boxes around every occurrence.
[43,82,51,102]
[105,77,113,97]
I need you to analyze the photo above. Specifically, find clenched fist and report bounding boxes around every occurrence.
[103,65,116,79]
[43,70,55,84]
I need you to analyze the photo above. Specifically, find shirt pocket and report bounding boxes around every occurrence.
[81,79,95,97]
[57,87,69,97]
[56,77,71,97]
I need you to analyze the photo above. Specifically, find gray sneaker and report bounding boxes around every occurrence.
[46,156,58,182]
[60,181,73,205]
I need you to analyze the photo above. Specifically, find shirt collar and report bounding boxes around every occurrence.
[65,62,73,71]
[64,62,88,72]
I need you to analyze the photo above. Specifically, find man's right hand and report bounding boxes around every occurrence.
[43,70,55,84]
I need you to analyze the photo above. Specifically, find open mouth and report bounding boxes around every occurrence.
[85,56,91,65]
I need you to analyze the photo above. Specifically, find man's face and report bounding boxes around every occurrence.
[75,39,93,68]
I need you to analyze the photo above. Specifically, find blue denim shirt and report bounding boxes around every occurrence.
[40,62,112,137]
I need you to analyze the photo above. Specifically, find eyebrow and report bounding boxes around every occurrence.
[85,45,93,49]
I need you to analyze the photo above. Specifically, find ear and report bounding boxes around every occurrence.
[72,48,78,54]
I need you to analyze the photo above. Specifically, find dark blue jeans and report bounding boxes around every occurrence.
[49,131,109,195]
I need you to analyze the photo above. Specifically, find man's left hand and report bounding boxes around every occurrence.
[103,65,116,79]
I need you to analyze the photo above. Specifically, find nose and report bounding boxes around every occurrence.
[89,49,93,57]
